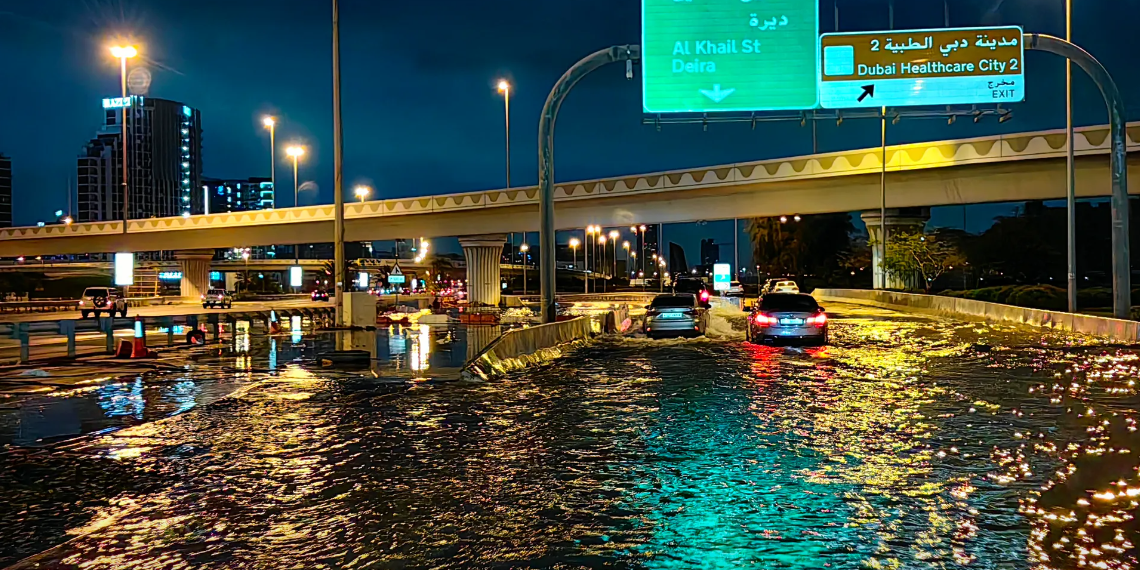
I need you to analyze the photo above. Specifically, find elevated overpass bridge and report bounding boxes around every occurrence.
[2,122,1137,303]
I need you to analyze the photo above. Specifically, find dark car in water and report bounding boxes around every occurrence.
[747,293,828,346]
[672,277,711,307]
[644,294,710,339]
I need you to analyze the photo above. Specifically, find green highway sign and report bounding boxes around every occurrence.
[642,0,819,113]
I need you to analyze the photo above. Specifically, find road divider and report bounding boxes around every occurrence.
[464,316,601,380]
[813,288,1140,342]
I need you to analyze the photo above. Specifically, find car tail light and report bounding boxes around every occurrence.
[217,295,224,299]
[810,313,828,326]
[79,300,84,306]
[754,313,774,326]
[699,290,710,302]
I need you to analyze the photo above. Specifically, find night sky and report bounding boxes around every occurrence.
[1,0,1138,261]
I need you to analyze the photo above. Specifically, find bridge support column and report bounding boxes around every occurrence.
[459,234,506,307]
[176,249,214,301]
[861,208,931,290]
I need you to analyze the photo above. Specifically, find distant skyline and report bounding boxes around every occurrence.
[1,0,1137,263]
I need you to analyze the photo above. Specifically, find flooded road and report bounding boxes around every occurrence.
[1,304,1137,569]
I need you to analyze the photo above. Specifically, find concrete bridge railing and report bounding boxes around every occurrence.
[813,288,1140,342]
[463,316,596,380]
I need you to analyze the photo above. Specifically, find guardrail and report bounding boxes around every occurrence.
[0,296,164,314]
[813,288,1140,343]
[0,305,335,364]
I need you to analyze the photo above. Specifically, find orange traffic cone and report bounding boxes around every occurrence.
[131,317,148,358]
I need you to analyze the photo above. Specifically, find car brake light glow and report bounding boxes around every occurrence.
[811,313,828,326]
[755,313,773,325]
[699,290,710,301]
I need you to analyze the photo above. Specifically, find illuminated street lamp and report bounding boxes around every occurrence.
[622,240,631,278]
[63,216,73,225]
[110,45,138,229]
[286,145,305,263]
[497,80,511,188]
[286,145,305,207]
[608,230,620,281]
[262,116,276,208]
[520,243,530,295]
[598,235,609,292]
[354,185,370,203]
[584,225,597,294]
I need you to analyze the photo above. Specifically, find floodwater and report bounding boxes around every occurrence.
[0,304,1137,569]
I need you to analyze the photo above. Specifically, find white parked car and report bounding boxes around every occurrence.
[79,287,128,318]
[770,280,800,294]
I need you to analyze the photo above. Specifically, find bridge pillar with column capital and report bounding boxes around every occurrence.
[459,234,506,307]
[175,249,214,301]
[861,208,931,290]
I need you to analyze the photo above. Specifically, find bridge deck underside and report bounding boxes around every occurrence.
[0,154,1135,257]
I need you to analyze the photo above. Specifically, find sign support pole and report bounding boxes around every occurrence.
[1026,33,1129,319]
[1064,1,1077,314]
[879,106,887,290]
[538,45,640,324]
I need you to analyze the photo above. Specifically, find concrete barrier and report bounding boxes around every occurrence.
[464,316,595,380]
[813,288,1140,342]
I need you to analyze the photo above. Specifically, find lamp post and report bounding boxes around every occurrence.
[497,80,511,188]
[659,259,666,293]
[110,45,137,231]
[622,241,630,283]
[608,230,620,285]
[354,185,370,203]
[242,248,251,292]
[286,145,305,263]
[639,224,647,289]
[520,243,530,296]
[262,117,276,209]
[585,226,596,294]
[569,238,580,292]
[598,235,607,293]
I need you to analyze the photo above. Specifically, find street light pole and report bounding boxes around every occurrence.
[520,243,529,296]
[598,235,607,293]
[498,80,511,188]
[538,45,640,322]
[1065,0,1077,313]
[569,238,580,292]
[1026,33,1129,318]
[110,46,137,232]
[331,0,347,327]
[263,117,276,209]
[287,146,304,263]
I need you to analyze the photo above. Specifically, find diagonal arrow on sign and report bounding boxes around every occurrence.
[699,84,736,103]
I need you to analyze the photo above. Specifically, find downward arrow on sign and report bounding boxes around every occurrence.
[700,84,736,103]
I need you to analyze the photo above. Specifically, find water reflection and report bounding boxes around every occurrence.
[96,379,145,420]
[7,307,1138,568]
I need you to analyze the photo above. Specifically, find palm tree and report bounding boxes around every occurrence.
[321,259,362,290]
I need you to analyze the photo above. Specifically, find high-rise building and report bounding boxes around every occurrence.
[202,177,274,214]
[77,96,203,222]
[700,239,721,265]
[0,154,11,227]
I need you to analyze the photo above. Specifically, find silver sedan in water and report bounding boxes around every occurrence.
[644,294,710,339]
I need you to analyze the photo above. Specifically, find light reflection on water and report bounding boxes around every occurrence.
[0,306,1138,569]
